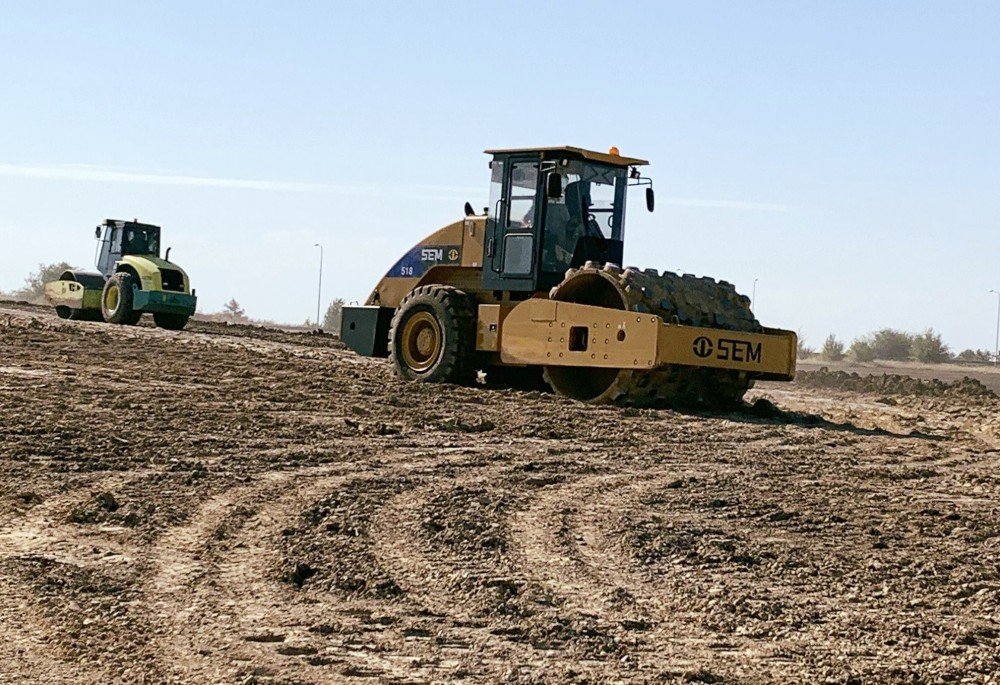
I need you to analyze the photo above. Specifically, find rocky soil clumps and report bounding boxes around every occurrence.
[796,367,997,400]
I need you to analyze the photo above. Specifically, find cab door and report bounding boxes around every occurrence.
[482,157,541,292]
[96,224,122,276]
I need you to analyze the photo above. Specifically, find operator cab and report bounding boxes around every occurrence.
[482,146,652,293]
[95,219,162,277]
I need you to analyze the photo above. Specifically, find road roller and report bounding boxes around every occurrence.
[341,146,796,407]
[44,219,197,330]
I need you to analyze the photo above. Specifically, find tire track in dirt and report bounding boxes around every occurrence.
[510,469,732,675]
[576,466,862,681]
[359,449,587,678]
[0,572,102,685]
[370,473,514,619]
[2,554,166,682]
[368,475,544,679]
[145,471,304,682]
[0,471,170,681]
[526,434,990,683]
[368,459,656,681]
[211,470,434,684]
[0,473,137,560]
[279,461,493,681]
[144,451,481,683]
[0,473,137,679]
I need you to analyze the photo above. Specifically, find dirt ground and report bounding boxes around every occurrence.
[797,358,1000,395]
[1,302,998,684]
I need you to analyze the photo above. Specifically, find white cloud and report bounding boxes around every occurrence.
[0,162,790,212]
[0,162,481,200]
[0,162,325,192]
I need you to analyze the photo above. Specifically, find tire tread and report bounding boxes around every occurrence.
[389,285,477,385]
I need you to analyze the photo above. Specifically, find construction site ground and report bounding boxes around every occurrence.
[797,358,1000,395]
[0,301,997,684]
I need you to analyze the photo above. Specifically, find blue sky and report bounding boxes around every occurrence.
[1,1,997,351]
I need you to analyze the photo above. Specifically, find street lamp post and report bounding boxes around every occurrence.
[752,278,759,308]
[990,289,1000,366]
[314,243,323,329]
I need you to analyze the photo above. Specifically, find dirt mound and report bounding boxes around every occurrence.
[795,366,997,400]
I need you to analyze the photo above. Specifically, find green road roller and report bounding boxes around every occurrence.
[44,219,197,330]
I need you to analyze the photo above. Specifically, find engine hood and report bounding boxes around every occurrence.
[119,255,192,293]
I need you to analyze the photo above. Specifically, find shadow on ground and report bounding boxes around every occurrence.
[710,398,946,441]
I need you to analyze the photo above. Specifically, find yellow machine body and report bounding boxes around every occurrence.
[493,300,796,380]
[366,217,488,309]
[118,255,193,295]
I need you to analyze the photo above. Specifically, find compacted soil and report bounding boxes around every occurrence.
[0,302,997,684]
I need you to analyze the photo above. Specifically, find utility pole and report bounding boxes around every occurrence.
[990,289,1000,366]
[314,243,324,329]
[752,278,759,308]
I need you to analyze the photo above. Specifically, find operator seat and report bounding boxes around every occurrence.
[563,181,590,247]
[541,199,572,271]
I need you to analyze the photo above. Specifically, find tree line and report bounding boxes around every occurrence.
[0,262,74,304]
[197,297,347,333]
[799,329,994,364]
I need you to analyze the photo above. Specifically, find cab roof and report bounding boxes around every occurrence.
[484,146,648,167]
[104,218,160,230]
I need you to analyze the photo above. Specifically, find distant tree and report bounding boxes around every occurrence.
[957,348,993,363]
[322,298,346,335]
[7,262,76,303]
[796,333,816,359]
[869,329,914,361]
[223,298,247,322]
[849,338,876,362]
[820,334,845,361]
[911,329,951,363]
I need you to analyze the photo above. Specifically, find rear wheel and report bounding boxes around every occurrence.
[389,285,476,384]
[101,272,142,325]
[153,312,189,330]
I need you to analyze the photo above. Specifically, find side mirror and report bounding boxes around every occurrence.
[547,172,563,200]
[646,187,655,212]
[95,226,101,239]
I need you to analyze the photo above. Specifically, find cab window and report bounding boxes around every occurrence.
[506,162,538,229]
